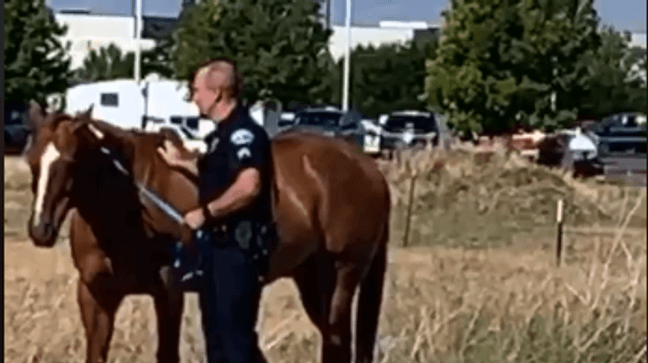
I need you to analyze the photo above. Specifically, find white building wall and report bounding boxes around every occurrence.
[55,13,156,69]
[630,32,647,49]
[328,25,415,61]
[53,12,434,67]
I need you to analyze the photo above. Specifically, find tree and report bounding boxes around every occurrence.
[141,38,175,80]
[73,43,177,83]
[169,0,332,106]
[425,0,600,138]
[577,27,647,119]
[74,44,135,82]
[4,0,72,106]
[323,40,437,118]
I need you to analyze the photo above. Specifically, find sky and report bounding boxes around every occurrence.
[48,0,646,33]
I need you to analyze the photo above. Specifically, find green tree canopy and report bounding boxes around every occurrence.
[323,40,437,119]
[425,0,600,137]
[576,27,647,119]
[74,44,135,82]
[73,42,182,83]
[4,0,72,106]
[169,0,332,106]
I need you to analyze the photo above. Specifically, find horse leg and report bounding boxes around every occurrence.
[323,261,363,363]
[153,285,184,363]
[293,257,335,361]
[355,240,388,363]
[77,279,122,363]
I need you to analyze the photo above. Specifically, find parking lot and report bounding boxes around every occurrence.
[601,154,647,186]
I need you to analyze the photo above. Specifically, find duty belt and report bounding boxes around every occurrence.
[208,220,277,262]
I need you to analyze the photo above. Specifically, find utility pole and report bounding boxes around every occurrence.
[134,0,143,83]
[342,0,351,111]
[325,0,331,29]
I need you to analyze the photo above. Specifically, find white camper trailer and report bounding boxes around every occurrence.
[65,79,214,152]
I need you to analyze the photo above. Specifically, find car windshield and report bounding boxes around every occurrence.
[385,115,437,132]
[296,112,343,128]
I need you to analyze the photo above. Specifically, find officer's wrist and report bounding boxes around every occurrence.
[202,204,212,221]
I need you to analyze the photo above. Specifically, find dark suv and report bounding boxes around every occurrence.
[378,111,439,151]
[590,113,647,155]
[291,107,364,146]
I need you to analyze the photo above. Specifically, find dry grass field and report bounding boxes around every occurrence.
[4,147,647,363]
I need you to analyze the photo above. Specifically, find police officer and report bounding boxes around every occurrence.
[157,58,273,363]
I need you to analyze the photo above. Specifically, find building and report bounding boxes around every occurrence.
[54,10,157,69]
[328,21,441,61]
[630,32,647,49]
[52,7,440,70]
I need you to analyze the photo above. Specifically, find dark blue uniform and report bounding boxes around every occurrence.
[196,104,274,363]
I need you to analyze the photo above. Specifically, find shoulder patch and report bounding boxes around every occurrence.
[231,128,254,145]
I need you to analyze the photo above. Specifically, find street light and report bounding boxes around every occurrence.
[134,0,143,83]
[342,0,351,111]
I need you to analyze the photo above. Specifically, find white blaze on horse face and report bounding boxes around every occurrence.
[33,142,61,229]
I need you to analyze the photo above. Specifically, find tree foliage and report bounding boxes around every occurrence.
[576,27,647,119]
[323,40,437,118]
[425,0,600,137]
[4,0,72,106]
[169,0,332,106]
[74,44,135,82]
[73,43,168,83]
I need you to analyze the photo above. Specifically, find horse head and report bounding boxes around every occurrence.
[24,101,108,247]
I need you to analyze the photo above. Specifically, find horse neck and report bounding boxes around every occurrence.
[75,125,192,239]
[71,124,144,228]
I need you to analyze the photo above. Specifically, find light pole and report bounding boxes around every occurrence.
[134,0,143,83]
[342,0,351,111]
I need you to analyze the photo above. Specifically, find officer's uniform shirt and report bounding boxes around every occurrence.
[198,104,274,229]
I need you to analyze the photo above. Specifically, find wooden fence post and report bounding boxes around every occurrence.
[556,199,564,266]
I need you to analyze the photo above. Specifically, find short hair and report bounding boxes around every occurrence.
[189,57,242,100]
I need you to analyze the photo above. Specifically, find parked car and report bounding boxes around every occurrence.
[4,103,31,155]
[377,110,439,153]
[278,112,296,127]
[289,107,373,152]
[537,128,605,177]
[590,113,647,155]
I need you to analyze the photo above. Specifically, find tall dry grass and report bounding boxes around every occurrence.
[379,145,646,248]
[4,149,647,363]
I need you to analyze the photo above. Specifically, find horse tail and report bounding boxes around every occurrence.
[355,221,389,363]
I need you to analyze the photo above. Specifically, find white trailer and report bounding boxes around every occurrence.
[66,79,285,151]
[65,79,214,152]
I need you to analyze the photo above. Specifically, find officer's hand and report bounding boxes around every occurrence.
[184,208,206,230]
[157,140,182,167]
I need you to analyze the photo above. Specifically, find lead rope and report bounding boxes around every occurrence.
[99,147,204,279]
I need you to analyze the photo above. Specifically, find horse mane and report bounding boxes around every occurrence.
[85,119,200,184]
[45,112,76,130]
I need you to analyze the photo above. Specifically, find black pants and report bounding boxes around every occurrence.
[198,242,267,363]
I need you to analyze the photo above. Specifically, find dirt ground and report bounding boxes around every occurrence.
[5,155,647,363]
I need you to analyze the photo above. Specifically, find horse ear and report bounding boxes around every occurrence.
[27,100,46,131]
[77,104,94,120]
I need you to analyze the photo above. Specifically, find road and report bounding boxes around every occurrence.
[600,153,647,186]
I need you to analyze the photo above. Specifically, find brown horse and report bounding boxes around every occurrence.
[24,102,390,363]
